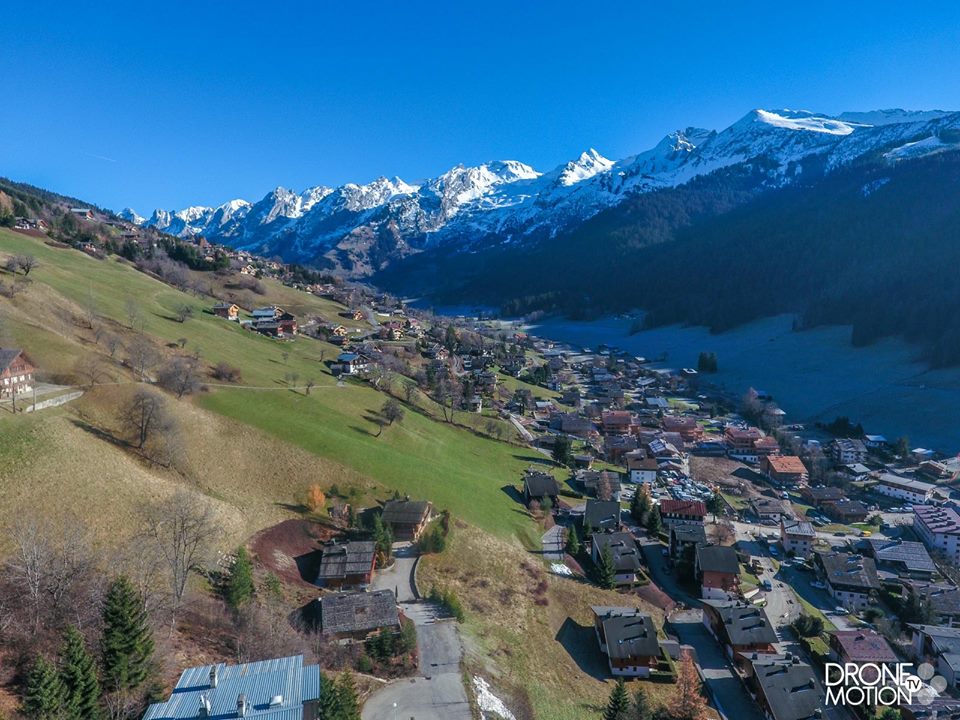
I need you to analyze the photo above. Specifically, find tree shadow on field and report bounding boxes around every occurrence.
[69,417,127,450]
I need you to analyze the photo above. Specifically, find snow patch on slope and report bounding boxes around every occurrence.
[473,677,516,720]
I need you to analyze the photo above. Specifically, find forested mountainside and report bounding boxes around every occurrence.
[379,150,960,367]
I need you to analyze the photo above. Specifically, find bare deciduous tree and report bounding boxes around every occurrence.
[175,304,194,323]
[73,355,111,388]
[140,491,216,633]
[157,356,203,399]
[16,254,37,275]
[125,335,160,380]
[120,387,174,452]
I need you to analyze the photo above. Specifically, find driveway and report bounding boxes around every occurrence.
[362,543,471,720]
[370,542,418,602]
[669,610,763,720]
[542,525,564,561]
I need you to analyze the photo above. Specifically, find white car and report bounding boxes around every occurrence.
[834,606,850,615]
[810,581,826,590]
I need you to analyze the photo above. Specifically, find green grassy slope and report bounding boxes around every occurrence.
[0,229,543,538]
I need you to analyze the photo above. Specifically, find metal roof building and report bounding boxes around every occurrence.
[142,655,321,720]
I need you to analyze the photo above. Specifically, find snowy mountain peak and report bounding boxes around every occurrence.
[558,149,614,186]
[135,106,960,275]
[118,207,145,225]
[835,109,954,126]
[741,109,859,136]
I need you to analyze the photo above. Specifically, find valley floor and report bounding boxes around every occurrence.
[529,313,960,453]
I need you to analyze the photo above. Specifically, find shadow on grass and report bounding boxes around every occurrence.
[555,617,608,681]
[69,417,127,451]
[513,453,555,466]
[500,484,526,506]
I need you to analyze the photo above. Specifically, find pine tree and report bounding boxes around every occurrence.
[317,672,340,719]
[226,547,255,609]
[630,485,651,524]
[60,626,102,720]
[596,544,617,589]
[631,685,651,720]
[101,576,155,692]
[603,678,631,720]
[646,506,662,536]
[566,525,581,556]
[22,656,66,720]
[335,672,360,720]
[672,650,709,720]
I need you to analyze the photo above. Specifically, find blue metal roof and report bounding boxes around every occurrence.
[142,655,321,719]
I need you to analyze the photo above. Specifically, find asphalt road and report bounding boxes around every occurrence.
[670,609,764,720]
[363,544,472,720]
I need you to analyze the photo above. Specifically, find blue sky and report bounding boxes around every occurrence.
[2,1,960,212]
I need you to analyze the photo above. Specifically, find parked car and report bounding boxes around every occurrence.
[762,579,773,591]
[834,606,850,615]
[810,581,826,590]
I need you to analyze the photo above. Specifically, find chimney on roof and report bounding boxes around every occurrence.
[209,665,218,688]
[198,693,211,718]
[237,693,248,718]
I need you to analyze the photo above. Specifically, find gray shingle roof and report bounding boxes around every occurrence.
[865,538,936,574]
[523,471,560,499]
[703,599,778,646]
[750,657,821,720]
[381,499,431,526]
[696,545,740,574]
[816,552,880,593]
[592,532,641,573]
[316,540,376,582]
[592,607,660,660]
[671,524,707,545]
[583,500,621,531]
[0,348,23,374]
[321,590,399,635]
[142,655,320,719]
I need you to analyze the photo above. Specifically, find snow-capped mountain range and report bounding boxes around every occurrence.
[122,108,960,274]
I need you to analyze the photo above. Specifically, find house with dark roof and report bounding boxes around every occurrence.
[821,498,870,524]
[862,538,936,580]
[211,302,240,320]
[0,348,35,399]
[625,453,658,486]
[749,497,791,524]
[909,624,960,689]
[320,590,400,640]
[591,607,662,677]
[381,499,432,541]
[814,551,880,611]
[315,540,377,589]
[746,655,822,720]
[142,655,321,720]
[579,470,622,501]
[801,485,845,507]
[658,499,707,529]
[695,545,740,600]
[522,471,560,506]
[582,500,621,535]
[780,519,815,559]
[701,599,778,663]
[591,532,641,585]
[669,524,707,559]
[902,581,960,627]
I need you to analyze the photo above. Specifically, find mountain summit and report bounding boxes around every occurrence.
[128,108,960,274]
